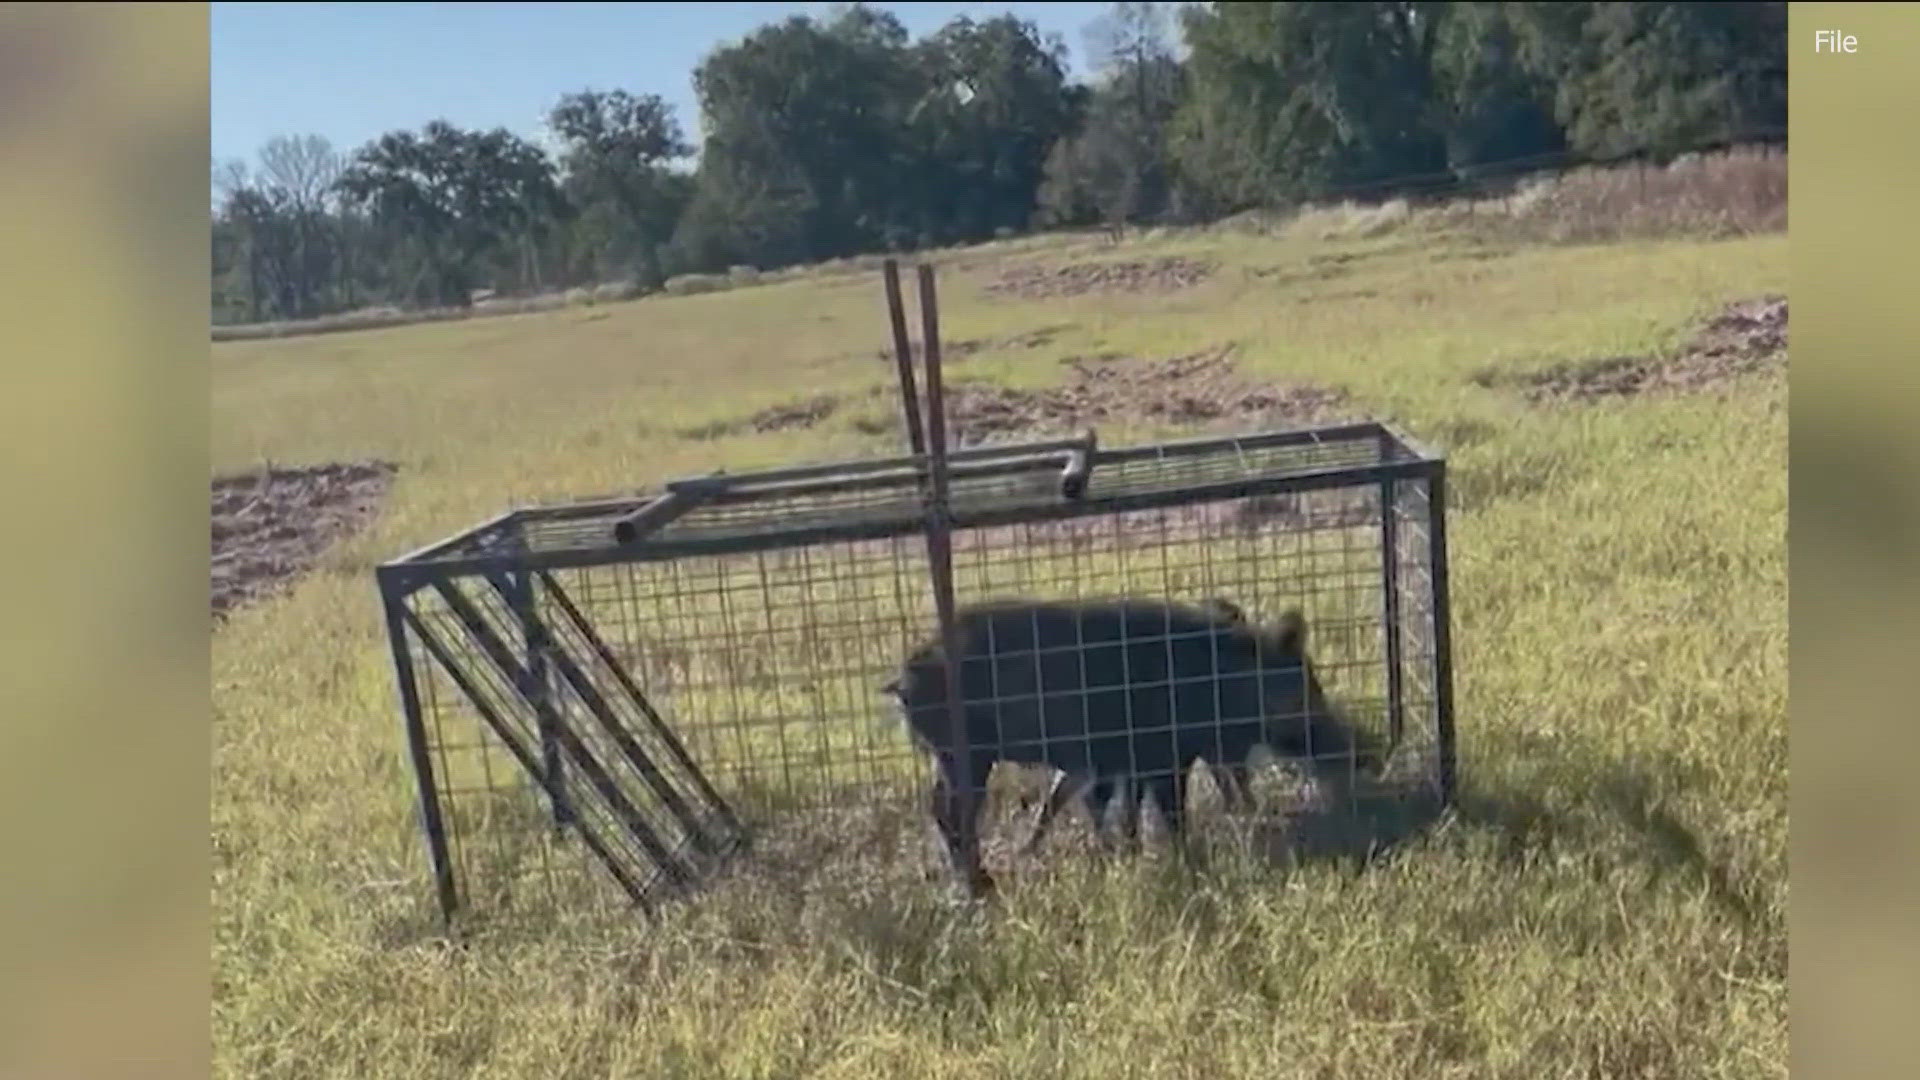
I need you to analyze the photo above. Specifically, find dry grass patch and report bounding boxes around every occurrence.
[1438,145,1786,245]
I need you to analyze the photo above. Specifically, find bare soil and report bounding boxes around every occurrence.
[939,345,1349,447]
[984,257,1217,301]
[210,461,397,623]
[934,480,1380,561]
[846,346,1367,548]
[680,396,844,439]
[680,327,1084,441]
[1248,250,1377,286]
[674,345,1365,552]
[871,324,1076,368]
[1478,295,1787,403]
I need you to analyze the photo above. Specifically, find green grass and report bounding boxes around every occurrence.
[212,211,1787,1078]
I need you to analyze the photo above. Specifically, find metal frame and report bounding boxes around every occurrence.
[378,422,1437,586]
[377,418,1454,924]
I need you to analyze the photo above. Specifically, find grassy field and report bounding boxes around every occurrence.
[212,190,1787,1077]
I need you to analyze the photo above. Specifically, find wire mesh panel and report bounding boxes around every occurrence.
[378,422,1453,926]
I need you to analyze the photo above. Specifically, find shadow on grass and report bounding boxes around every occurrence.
[1595,774,1768,929]
[371,745,1768,954]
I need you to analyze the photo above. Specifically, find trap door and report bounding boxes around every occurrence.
[412,568,745,915]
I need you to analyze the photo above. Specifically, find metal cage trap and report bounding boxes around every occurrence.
[375,262,1456,926]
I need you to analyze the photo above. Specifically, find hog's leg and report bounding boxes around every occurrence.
[1107,775,1143,850]
[1215,758,1254,814]
[1141,768,1190,854]
[1024,769,1085,855]
[1025,769,1125,855]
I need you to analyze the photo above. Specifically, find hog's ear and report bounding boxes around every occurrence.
[1274,608,1308,655]
[1203,597,1245,624]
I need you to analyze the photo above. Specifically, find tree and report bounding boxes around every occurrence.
[1084,1,1177,105]
[547,89,692,287]
[210,2,1786,323]
[258,134,342,211]
[1427,3,1565,173]
[211,158,249,207]
[254,135,346,318]
[909,14,1077,241]
[1175,2,1455,210]
[335,121,565,307]
[671,144,818,273]
[1509,2,1787,160]
[1039,2,1184,229]
[213,184,272,322]
[210,139,353,322]
[683,4,926,268]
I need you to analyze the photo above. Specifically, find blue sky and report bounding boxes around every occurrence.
[211,1,1119,168]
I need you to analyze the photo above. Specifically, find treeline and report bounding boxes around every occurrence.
[211,1,1786,325]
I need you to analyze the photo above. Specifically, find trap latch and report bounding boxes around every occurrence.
[1057,428,1097,500]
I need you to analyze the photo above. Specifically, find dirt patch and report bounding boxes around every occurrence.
[676,349,1367,553]
[984,257,1216,301]
[1478,295,1787,404]
[1249,262,1360,288]
[680,395,843,440]
[939,346,1349,447]
[942,486,1381,560]
[211,461,397,623]
[871,324,1076,368]
[683,326,1085,441]
[759,346,1348,449]
[835,348,1366,548]
[1427,247,1515,265]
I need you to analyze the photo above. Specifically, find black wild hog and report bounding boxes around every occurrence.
[885,596,1383,893]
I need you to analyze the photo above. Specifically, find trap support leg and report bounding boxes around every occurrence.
[378,572,459,922]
